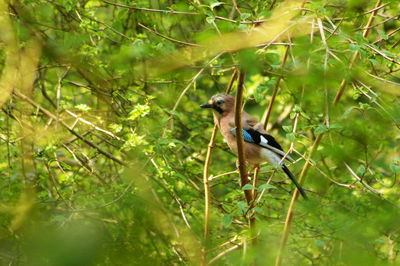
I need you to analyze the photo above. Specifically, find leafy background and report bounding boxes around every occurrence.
[0,0,400,265]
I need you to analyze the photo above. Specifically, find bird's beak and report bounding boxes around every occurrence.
[200,103,213,109]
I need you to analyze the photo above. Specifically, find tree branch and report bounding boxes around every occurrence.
[14,91,127,167]
[275,133,323,266]
[202,69,238,266]
[235,71,252,204]
[333,0,382,104]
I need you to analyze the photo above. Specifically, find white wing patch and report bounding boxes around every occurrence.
[260,148,281,165]
[260,135,268,145]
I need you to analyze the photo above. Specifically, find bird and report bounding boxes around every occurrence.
[200,94,307,199]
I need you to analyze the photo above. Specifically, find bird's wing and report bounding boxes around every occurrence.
[242,111,259,127]
[230,127,294,162]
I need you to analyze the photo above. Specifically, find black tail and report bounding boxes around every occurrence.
[281,164,308,199]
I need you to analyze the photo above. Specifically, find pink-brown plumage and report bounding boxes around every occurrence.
[200,94,307,199]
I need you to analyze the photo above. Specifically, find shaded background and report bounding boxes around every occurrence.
[0,0,400,265]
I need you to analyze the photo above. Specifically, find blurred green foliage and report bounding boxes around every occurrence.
[0,0,400,265]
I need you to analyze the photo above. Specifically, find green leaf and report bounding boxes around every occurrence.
[51,215,67,223]
[210,2,223,9]
[382,49,395,57]
[359,102,371,110]
[293,105,302,112]
[375,238,386,244]
[253,207,263,213]
[75,104,91,112]
[254,88,264,102]
[369,58,378,65]
[349,43,359,52]
[242,184,255,190]
[343,106,358,116]
[237,201,247,212]
[390,163,400,173]
[329,124,342,130]
[300,111,310,120]
[128,104,150,120]
[286,132,295,142]
[222,214,233,227]
[240,13,251,20]
[283,125,293,132]
[377,30,388,40]
[258,184,276,190]
[316,240,325,247]
[353,91,362,101]
[315,124,328,134]
[206,16,215,24]
[265,53,280,66]
[357,164,366,176]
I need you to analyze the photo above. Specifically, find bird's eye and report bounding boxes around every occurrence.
[216,100,224,105]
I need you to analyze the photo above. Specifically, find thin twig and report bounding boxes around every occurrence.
[234,71,257,246]
[262,46,290,127]
[234,71,252,204]
[365,71,400,87]
[45,162,70,207]
[373,26,400,44]
[14,91,127,166]
[208,170,238,181]
[202,69,238,266]
[101,0,266,24]
[100,0,197,15]
[364,43,400,66]
[364,3,388,14]
[278,112,299,164]
[333,0,382,104]
[138,23,199,47]
[165,53,223,136]
[150,158,192,229]
[214,16,267,24]
[203,127,218,239]
[344,162,382,195]
[209,244,241,264]
[275,133,323,266]
[254,44,290,201]
[65,110,121,140]
[325,18,343,41]
[292,148,356,189]
[84,13,131,39]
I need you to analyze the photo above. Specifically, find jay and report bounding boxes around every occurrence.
[201,94,307,199]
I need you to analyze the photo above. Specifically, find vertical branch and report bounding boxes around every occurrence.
[0,1,19,108]
[262,46,290,128]
[165,53,223,136]
[17,37,42,186]
[253,45,290,201]
[273,7,382,258]
[202,69,237,265]
[203,127,218,241]
[235,70,257,246]
[234,71,253,204]
[6,101,12,191]
[275,133,323,266]
[333,0,382,104]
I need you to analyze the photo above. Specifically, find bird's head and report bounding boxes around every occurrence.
[200,94,234,116]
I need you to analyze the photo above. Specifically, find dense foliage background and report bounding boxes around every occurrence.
[0,0,400,265]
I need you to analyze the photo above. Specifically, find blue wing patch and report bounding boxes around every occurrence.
[230,128,254,143]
